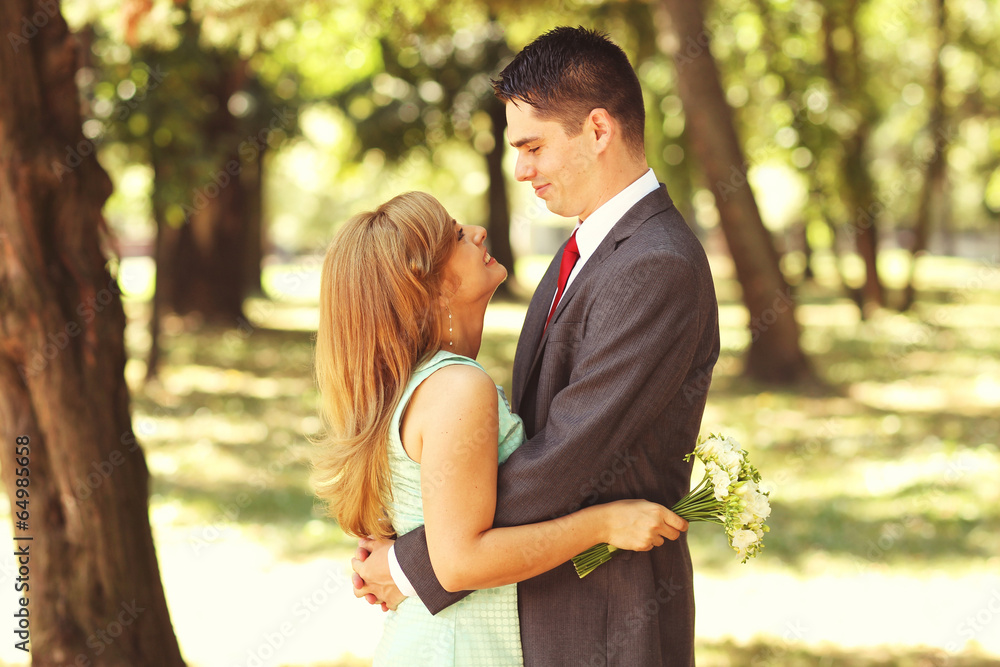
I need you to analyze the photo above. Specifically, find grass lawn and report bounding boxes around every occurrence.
[2,251,996,666]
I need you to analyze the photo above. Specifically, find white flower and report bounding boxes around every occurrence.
[697,436,723,460]
[731,528,759,558]
[746,491,771,520]
[706,462,732,501]
[717,449,743,477]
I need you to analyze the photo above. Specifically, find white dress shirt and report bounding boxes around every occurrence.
[387,168,661,600]
[548,167,660,313]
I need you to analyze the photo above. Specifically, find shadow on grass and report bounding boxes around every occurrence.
[132,268,1000,573]
[695,638,995,666]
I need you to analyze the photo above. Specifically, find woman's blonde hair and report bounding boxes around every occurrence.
[312,192,457,539]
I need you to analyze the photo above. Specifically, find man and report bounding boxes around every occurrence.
[354,26,719,666]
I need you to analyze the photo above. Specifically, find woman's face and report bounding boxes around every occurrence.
[442,221,507,308]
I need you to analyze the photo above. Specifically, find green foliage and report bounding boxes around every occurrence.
[705,0,1000,241]
[118,255,1000,572]
[90,253,999,663]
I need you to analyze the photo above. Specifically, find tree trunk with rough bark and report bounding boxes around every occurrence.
[0,2,186,664]
[656,0,812,384]
[155,54,262,324]
[903,0,949,312]
[823,0,884,316]
[486,98,518,298]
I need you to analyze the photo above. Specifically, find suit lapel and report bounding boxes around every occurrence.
[518,185,675,398]
[512,250,561,409]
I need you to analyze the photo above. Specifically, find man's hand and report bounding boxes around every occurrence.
[351,536,405,612]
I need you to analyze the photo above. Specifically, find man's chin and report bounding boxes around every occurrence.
[543,200,574,218]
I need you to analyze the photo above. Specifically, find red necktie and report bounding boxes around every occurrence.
[544,230,580,332]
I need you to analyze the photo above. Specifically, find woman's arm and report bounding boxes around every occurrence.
[404,364,686,593]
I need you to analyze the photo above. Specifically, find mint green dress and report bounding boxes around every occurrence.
[373,351,525,667]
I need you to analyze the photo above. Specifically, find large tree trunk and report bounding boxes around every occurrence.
[656,0,812,384]
[843,126,884,314]
[156,155,254,322]
[903,0,949,312]
[0,2,186,664]
[823,0,884,316]
[486,98,518,298]
[144,45,265,379]
[156,54,261,323]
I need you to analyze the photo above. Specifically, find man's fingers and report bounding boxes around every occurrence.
[659,524,681,542]
[355,545,370,562]
[359,536,378,552]
[661,508,688,532]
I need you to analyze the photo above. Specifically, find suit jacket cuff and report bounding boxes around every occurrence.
[387,544,418,599]
[395,526,473,614]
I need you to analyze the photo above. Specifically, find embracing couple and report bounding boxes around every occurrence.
[313,27,720,667]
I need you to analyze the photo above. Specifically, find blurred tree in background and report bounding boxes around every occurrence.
[3,0,1000,657]
[333,12,519,294]
[0,1,185,662]
[62,0,1000,382]
[658,0,813,383]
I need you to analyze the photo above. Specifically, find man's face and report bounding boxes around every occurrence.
[506,101,599,220]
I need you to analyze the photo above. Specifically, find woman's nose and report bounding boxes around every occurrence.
[468,225,488,245]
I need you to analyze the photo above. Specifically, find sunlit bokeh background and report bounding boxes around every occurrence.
[2,0,1000,664]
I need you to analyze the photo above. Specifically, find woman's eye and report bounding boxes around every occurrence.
[457,228,465,241]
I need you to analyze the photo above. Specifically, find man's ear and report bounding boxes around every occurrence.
[588,108,614,153]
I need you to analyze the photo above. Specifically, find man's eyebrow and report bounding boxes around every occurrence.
[509,135,542,148]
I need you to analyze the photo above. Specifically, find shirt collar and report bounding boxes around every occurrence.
[573,168,659,263]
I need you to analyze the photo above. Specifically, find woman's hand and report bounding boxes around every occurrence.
[352,536,406,611]
[601,500,689,551]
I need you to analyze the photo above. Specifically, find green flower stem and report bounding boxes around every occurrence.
[572,471,726,577]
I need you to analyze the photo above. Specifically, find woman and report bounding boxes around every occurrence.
[312,192,685,666]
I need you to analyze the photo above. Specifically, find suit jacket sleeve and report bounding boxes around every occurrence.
[396,244,715,613]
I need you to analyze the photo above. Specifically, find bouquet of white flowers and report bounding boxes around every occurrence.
[572,433,771,578]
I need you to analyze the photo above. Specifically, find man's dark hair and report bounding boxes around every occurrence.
[492,26,645,158]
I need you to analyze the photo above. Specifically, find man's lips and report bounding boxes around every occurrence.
[533,184,550,197]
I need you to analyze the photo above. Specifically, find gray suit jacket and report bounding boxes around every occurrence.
[396,184,720,666]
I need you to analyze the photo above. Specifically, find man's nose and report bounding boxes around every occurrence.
[514,154,534,182]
